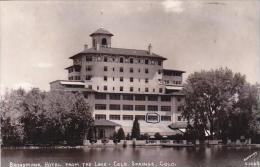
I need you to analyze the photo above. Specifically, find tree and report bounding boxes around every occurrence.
[117,128,125,141]
[182,68,258,140]
[1,88,26,145]
[131,119,140,139]
[154,132,162,140]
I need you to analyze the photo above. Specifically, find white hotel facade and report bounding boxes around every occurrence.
[50,28,186,138]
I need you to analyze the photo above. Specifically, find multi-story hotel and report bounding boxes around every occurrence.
[50,28,186,139]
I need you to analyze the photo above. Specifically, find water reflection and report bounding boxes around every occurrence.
[2,146,260,167]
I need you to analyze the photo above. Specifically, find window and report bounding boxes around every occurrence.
[153,89,155,92]
[95,93,106,99]
[148,95,158,101]
[74,76,81,80]
[123,105,134,110]
[120,86,123,91]
[138,69,141,73]
[145,59,149,64]
[95,104,106,110]
[147,115,159,121]
[123,115,133,120]
[104,56,108,62]
[104,76,107,81]
[159,88,163,93]
[120,57,124,63]
[130,87,133,92]
[145,68,149,73]
[130,58,134,64]
[120,77,124,82]
[135,95,145,101]
[177,97,182,102]
[95,114,106,120]
[158,61,162,66]
[130,68,134,73]
[86,56,92,62]
[138,88,141,92]
[113,87,115,91]
[86,75,92,80]
[177,106,182,111]
[145,87,149,92]
[109,94,121,100]
[158,70,161,74]
[120,67,124,72]
[130,77,133,82]
[104,66,108,71]
[161,106,171,111]
[148,105,158,111]
[88,85,92,89]
[109,115,120,120]
[177,116,182,121]
[69,76,73,80]
[123,94,133,100]
[113,67,115,71]
[103,86,107,91]
[68,68,73,73]
[113,77,115,81]
[97,86,99,90]
[135,115,145,121]
[109,104,120,110]
[161,96,171,101]
[145,78,149,83]
[161,116,171,121]
[102,38,107,46]
[86,66,92,71]
[135,105,145,111]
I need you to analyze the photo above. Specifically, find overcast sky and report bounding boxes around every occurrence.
[0,0,259,92]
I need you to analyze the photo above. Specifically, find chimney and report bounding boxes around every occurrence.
[148,43,152,55]
[84,44,88,51]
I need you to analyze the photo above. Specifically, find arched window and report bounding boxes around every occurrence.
[102,38,107,46]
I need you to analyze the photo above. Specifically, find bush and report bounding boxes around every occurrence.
[131,119,140,139]
[154,132,162,140]
[117,128,125,141]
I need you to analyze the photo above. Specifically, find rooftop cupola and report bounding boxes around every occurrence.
[90,28,113,50]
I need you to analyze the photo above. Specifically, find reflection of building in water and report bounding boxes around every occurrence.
[50,28,186,139]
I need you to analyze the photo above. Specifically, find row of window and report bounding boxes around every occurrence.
[94,94,173,101]
[95,85,163,93]
[164,80,182,85]
[103,76,150,83]
[95,114,171,121]
[86,56,162,66]
[103,66,151,74]
[95,104,172,111]
[69,76,81,80]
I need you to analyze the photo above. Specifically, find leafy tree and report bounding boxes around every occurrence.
[182,68,258,140]
[117,128,125,141]
[154,132,162,140]
[131,119,140,139]
[1,88,93,146]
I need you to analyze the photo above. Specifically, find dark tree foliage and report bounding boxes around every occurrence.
[117,128,125,141]
[1,88,93,146]
[131,119,140,139]
[154,132,162,140]
[182,68,258,140]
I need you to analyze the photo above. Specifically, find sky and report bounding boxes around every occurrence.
[0,0,260,93]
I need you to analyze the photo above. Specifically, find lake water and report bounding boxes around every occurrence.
[2,146,260,167]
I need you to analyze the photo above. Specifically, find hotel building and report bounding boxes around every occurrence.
[50,28,186,138]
